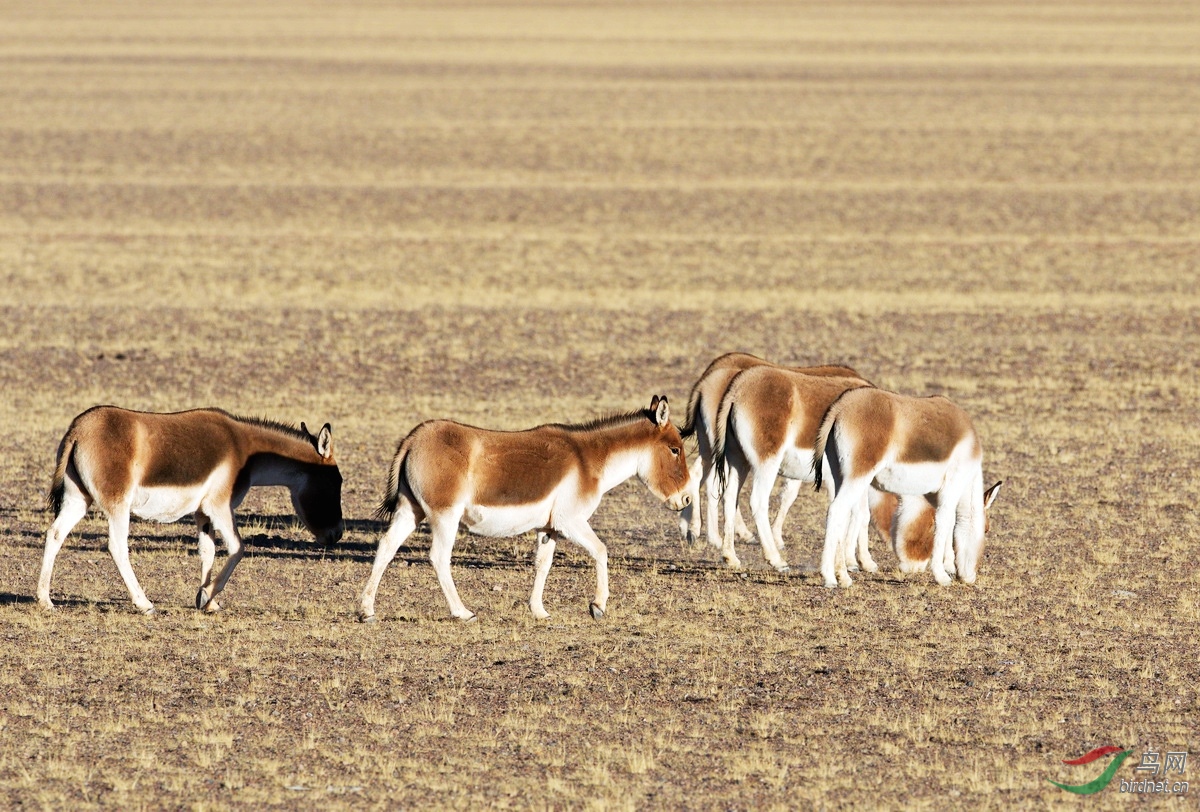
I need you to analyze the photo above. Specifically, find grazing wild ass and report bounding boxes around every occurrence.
[359,396,691,623]
[869,488,1001,574]
[678,352,863,550]
[711,365,875,572]
[39,406,344,614]
[815,388,1001,588]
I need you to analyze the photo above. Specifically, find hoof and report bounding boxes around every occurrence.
[195,588,210,610]
[38,602,57,613]
[141,606,157,616]
[823,580,838,589]
[862,562,880,574]
[203,601,223,614]
[456,613,478,623]
[723,557,744,571]
[686,530,697,545]
[589,602,605,620]
[359,614,378,624]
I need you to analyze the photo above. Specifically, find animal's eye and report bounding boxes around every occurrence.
[670,447,680,456]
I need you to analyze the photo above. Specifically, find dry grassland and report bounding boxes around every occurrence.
[1,1,1198,809]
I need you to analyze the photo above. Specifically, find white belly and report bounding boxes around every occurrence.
[460,501,551,538]
[872,461,948,496]
[129,486,206,523]
[779,447,816,481]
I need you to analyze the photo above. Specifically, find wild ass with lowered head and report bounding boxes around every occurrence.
[39,406,344,614]
[711,365,875,572]
[678,352,864,551]
[869,486,1001,574]
[359,396,691,623]
[815,388,1000,588]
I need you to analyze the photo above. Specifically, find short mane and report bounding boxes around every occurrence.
[223,410,313,443]
[550,409,651,433]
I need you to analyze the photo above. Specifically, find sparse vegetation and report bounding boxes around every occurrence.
[1,0,1198,808]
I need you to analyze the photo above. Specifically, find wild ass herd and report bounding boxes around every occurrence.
[36,352,1000,621]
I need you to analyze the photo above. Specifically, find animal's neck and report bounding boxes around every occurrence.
[578,421,651,494]
[243,453,310,489]
[237,423,320,486]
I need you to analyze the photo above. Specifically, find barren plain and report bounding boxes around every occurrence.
[1,1,1198,809]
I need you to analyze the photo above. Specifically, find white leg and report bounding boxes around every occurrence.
[358,500,419,621]
[821,485,864,588]
[954,480,986,584]
[771,478,803,552]
[703,460,723,550]
[428,514,474,621]
[556,521,609,619]
[37,488,89,610]
[195,512,217,606]
[749,466,789,572]
[106,506,155,614]
[198,506,243,613]
[929,499,957,586]
[854,492,878,573]
[529,532,557,619]
[720,463,744,569]
[679,458,703,543]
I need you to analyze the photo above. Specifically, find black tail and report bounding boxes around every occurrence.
[373,437,411,523]
[713,400,737,493]
[47,433,76,516]
[813,400,839,493]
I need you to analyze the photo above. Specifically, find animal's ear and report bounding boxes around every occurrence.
[300,421,310,436]
[653,395,670,427]
[317,423,334,459]
[983,480,1002,510]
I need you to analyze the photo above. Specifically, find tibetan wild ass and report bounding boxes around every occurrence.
[712,365,875,572]
[39,406,344,614]
[678,352,863,552]
[815,388,1000,588]
[359,396,691,623]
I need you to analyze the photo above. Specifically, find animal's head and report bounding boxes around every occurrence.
[882,479,1002,572]
[295,421,345,545]
[639,395,691,512]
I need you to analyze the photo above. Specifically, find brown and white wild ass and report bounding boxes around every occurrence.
[359,396,691,623]
[679,353,865,553]
[815,388,1000,588]
[38,406,344,614]
[869,487,1001,574]
[711,365,875,572]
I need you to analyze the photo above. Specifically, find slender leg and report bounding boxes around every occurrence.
[720,463,744,569]
[529,532,557,619]
[749,465,789,572]
[358,499,420,621]
[198,505,243,613]
[771,478,803,552]
[854,491,879,573]
[555,521,609,619]
[106,506,155,614]
[929,498,957,586]
[821,483,864,588]
[195,512,217,607]
[679,457,703,543]
[37,488,89,610]
[703,459,724,550]
[428,513,474,621]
